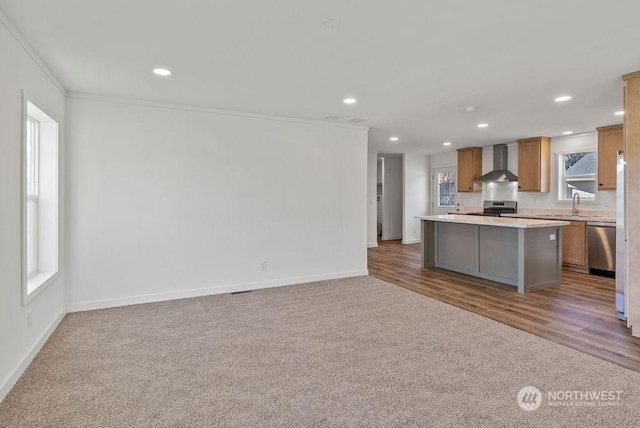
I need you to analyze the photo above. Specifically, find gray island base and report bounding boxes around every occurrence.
[418,215,571,293]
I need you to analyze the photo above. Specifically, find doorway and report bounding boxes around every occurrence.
[378,156,403,240]
[432,167,456,214]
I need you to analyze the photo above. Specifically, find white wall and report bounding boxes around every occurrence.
[367,151,378,247]
[403,154,429,244]
[0,16,66,400]
[65,96,368,311]
[432,134,617,213]
[382,156,403,240]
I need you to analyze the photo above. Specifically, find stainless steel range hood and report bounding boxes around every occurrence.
[474,144,518,183]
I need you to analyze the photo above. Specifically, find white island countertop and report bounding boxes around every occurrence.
[500,213,615,224]
[416,214,570,229]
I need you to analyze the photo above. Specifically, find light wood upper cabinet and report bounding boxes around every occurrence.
[457,147,483,193]
[562,221,587,268]
[597,124,623,190]
[517,137,550,192]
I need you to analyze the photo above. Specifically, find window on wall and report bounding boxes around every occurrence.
[22,98,59,304]
[557,151,596,201]
[437,171,456,207]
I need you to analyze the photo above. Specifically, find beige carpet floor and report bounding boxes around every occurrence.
[1,276,639,427]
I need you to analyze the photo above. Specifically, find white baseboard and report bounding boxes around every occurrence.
[402,239,421,244]
[0,311,65,403]
[367,242,379,248]
[67,270,369,313]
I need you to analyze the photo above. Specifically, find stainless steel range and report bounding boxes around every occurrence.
[466,200,518,217]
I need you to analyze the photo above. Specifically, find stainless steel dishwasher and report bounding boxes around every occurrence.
[587,222,616,275]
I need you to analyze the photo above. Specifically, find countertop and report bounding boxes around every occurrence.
[416,214,570,229]
[500,213,616,224]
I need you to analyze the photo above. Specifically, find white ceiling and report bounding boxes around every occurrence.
[1,0,639,154]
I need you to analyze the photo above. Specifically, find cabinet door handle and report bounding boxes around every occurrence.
[599,183,603,186]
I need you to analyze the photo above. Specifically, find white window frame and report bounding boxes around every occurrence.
[22,93,59,305]
[555,149,597,203]
[432,166,457,215]
[26,116,39,279]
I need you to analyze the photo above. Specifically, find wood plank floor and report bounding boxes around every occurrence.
[368,239,640,372]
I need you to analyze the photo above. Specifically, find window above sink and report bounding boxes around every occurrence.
[557,150,596,202]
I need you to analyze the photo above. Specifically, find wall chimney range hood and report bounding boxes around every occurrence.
[474,144,518,183]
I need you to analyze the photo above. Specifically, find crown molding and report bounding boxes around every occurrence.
[66,92,370,131]
[622,70,640,82]
[0,7,67,95]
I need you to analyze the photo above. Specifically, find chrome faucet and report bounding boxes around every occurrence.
[572,193,580,216]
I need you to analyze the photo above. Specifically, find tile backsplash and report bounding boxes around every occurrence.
[456,181,616,215]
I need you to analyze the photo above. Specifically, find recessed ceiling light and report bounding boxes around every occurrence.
[615,111,625,116]
[477,123,488,128]
[562,131,573,135]
[343,98,357,104]
[443,141,452,146]
[554,95,573,102]
[390,137,398,141]
[153,68,172,76]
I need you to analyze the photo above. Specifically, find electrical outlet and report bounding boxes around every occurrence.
[27,310,32,328]
[550,234,556,241]
[260,260,267,270]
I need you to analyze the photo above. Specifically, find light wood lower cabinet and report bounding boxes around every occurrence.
[562,221,588,271]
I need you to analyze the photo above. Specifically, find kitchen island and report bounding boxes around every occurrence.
[417,215,570,293]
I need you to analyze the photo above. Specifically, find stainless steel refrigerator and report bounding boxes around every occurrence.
[616,150,627,321]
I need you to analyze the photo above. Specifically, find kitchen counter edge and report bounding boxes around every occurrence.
[416,214,570,229]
